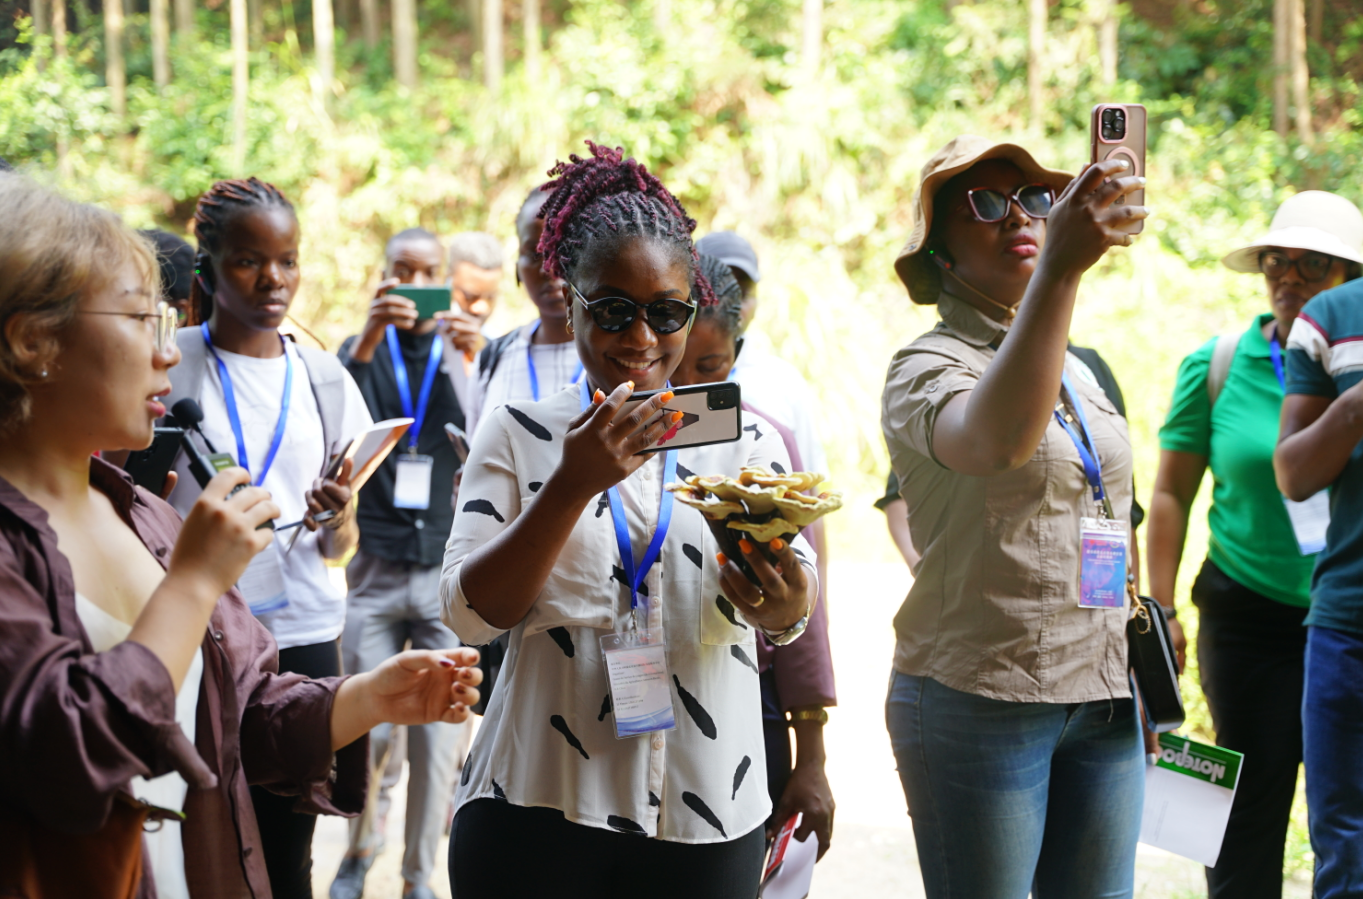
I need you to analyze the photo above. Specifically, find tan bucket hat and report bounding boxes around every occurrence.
[894,135,1073,304]
[1221,190,1363,273]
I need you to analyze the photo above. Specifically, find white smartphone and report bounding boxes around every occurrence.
[618,382,743,454]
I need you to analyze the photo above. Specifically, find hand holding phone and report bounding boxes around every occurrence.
[1090,103,1147,235]
[617,382,742,454]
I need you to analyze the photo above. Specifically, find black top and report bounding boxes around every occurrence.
[340,329,465,566]
[877,342,1145,529]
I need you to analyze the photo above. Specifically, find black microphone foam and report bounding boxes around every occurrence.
[171,398,203,428]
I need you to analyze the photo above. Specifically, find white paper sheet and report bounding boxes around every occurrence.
[1283,490,1330,555]
[760,815,818,899]
[1140,734,1244,867]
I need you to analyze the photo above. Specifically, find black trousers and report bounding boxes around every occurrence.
[1191,559,1308,899]
[760,667,792,817]
[250,639,343,899]
[450,799,766,899]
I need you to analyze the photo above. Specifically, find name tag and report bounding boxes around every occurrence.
[238,539,288,614]
[1283,491,1330,555]
[394,453,434,509]
[1079,517,1129,609]
[600,628,677,739]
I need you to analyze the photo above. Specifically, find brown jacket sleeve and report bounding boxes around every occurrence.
[0,534,197,833]
[221,594,368,816]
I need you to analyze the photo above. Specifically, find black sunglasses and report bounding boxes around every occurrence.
[963,184,1055,223]
[1259,250,1338,283]
[567,282,697,335]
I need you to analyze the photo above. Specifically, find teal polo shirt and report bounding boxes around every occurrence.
[1285,280,1363,635]
[1160,313,1315,608]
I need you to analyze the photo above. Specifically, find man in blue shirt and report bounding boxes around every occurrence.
[1274,236,1363,898]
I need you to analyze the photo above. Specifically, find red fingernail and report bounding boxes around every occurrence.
[439,659,456,668]
[716,552,728,566]
[739,538,754,554]
[770,538,786,551]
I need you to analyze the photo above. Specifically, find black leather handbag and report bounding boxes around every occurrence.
[1127,589,1185,732]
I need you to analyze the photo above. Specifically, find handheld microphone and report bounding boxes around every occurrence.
[171,399,274,529]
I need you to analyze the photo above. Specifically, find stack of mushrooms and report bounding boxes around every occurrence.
[666,466,843,585]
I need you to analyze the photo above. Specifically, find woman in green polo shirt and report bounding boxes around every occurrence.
[1147,190,1363,899]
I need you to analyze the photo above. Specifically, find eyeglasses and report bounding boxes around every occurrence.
[567,282,697,335]
[79,300,178,353]
[963,184,1055,223]
[1259,250,1338,283]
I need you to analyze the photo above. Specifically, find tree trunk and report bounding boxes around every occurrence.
[522,0,539,83]
[1290,0,1312,142]
[359,0,377,47]
[1308,0,1323,45]
[467,0,482,61]
[32,0,47,70]
[231,0,248,174]
[393,0,417,87]
[1028,0,1045,127]
[174,0,193,40]
[151,0,170,86]
[483,0,502,94]
[1097,0,1117,86]
[1273,0,1289,135]
[53,0,67,58]
[314,0,335,105]
[103,0,127,118]
[800,0,820,78]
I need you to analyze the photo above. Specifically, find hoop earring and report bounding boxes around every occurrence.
[565,316,575,335]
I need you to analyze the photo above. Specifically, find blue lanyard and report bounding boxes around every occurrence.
[201,324,292,486]
[385,324,444,451]
[528,320,585,402]
[1269,331,1286,392]
[1053,371,1105,506]
[579,380,676,616]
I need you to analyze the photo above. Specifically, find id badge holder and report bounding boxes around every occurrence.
[1283,490,1330,555]
[394,453,434,509]
[1079,517,1129,609]
[600,626,677,739]
[238,536,289,615]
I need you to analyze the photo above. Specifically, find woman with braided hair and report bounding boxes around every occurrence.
[163,177,375,899]
[440,143,819,898]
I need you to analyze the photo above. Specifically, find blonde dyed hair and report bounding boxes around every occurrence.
[0,174,157,431]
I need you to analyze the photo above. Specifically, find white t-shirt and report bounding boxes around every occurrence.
[168,340,372,650]
[731,336,829,477]
[468,322,583,436]
[75,594,202,899]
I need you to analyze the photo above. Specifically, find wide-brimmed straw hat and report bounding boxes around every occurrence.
[1221,191,1363,273]
[894,135,1073,305]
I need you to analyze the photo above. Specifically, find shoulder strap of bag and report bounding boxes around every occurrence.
[294,343,350,473]
[164,327,207,421]
[1206,332,1243,409]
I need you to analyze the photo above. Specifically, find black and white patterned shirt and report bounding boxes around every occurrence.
[440,384,817,843]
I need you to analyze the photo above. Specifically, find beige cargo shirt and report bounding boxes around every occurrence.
[881,294,1134,703]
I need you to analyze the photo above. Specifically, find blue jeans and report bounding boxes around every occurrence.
[1303,625,1363,897]
[885,671,1144,899]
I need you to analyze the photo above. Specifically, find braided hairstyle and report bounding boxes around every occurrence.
[190,177,295,323]
[696,253,743,337]
[536,141,716,308]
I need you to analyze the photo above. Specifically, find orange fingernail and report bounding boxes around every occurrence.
[670,411,685,423]
[593,389,605,403]
[716,552,728,566]
[661,390,675,402]
[626,380,635,390]
[770,538,786,551]
[739,538,754,554]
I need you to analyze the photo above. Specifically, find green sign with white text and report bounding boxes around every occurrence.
[1155,733,1242,789]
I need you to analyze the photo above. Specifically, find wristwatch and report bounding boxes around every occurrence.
[788,708,829,725]
[758,609,810,646]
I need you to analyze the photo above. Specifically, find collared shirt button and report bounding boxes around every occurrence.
[213,630,224,641]
[415,519,425,529]
[154,546,168,558]
[651,737,664,750]
[925,382,940,393]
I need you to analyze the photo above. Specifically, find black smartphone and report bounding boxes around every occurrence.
[618,382,743,454]
[123,427,184,496]
[444,422,471,464]
[389,285,452,320]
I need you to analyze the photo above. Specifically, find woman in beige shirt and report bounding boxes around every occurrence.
[880,136,1148,898]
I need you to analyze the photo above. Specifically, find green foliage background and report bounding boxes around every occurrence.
[5,0,1363,880]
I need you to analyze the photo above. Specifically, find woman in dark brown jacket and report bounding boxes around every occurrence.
[0,174,481,899]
